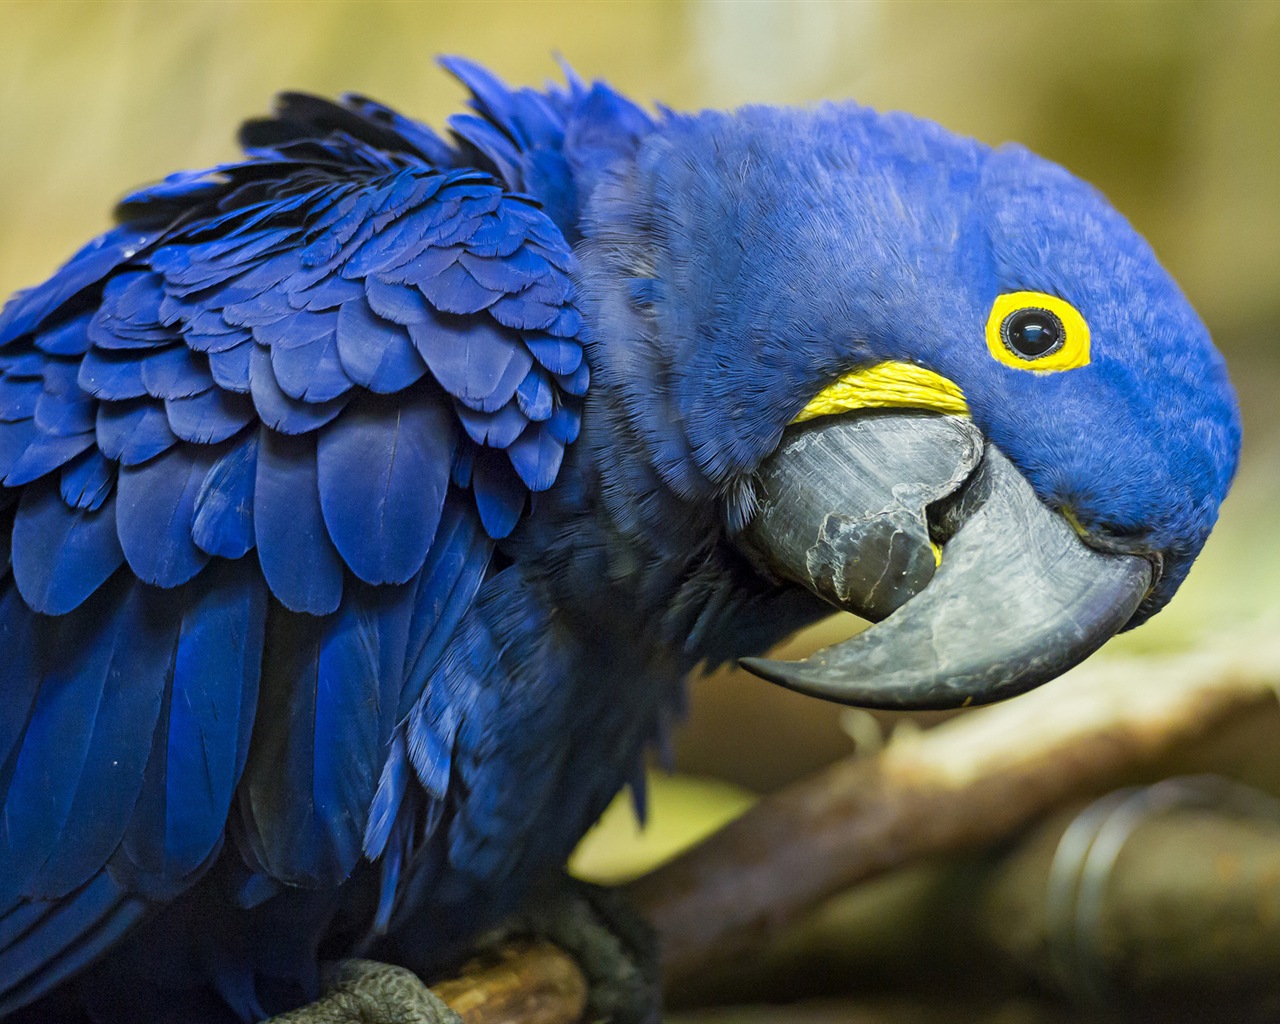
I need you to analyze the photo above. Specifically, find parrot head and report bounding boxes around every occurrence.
[580,102,1240,709]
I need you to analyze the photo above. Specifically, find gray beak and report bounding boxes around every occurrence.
[737,412,1153,711]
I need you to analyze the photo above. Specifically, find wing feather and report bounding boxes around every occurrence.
[0,78,587,1012]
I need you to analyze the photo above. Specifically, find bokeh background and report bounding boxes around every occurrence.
[2,1,1279,1020]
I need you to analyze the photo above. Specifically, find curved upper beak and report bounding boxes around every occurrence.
[737,412,1153,711]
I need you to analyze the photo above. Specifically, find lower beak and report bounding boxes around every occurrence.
[737,412,1153,711]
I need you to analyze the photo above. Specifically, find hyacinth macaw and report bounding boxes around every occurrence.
[0,57,1239,1023]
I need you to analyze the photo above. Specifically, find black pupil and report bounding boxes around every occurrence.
[1002,308,1064,359]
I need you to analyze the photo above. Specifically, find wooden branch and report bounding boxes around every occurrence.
[627,629,1280,986]
[432,940,588,1024]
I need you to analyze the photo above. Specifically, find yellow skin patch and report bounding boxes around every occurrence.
[986,291,1090,372]
[790,361,969,425]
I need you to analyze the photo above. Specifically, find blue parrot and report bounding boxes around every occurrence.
[0,57,1239,1022]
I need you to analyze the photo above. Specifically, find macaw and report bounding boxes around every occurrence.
[0,57,1239,1023]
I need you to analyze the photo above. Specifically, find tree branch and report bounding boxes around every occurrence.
[628,631,1280,985]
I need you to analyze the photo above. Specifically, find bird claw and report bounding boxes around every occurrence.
[264,960,463,1024]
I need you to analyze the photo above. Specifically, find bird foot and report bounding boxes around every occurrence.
[491,878,661,1024]
[264,960,462,1024]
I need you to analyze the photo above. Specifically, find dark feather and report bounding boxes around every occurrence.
[0,871,146,1017]
[241,580,412,885]
[471,447,525,538]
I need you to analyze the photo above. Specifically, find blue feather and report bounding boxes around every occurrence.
[30,579,182,899]
[0,502,11,575]
[287,274,364,313]
[10,481,124,614]
[471,447,525,538]
[486,291,561,332]
[34,389,96,438]
[0,378,41,420]
[77,348,148,401]
[120,558,267,890]
[59,450,115,512]
[0,227,157,344]
[456,400,528,448]
[0,574,165,900]
[164,388,255,444]
[506,423,564,492]
[0,420,38,478]
[0,582,47,793]
[458,248,549,291]
[182,325,253,355]
[440,57,523,140]
[419,262,501,315]
[0,350,46,378]
[249,344,348,434]
[519,332,581,376]
[514,366,554,421]
[115,443,219,587]
[251,309,338,352]
[458,212,528,259]
[363,278,432,326]
[370,243,461,287]
[86,313,173,352]
[555,358,591,397]
[448,114,524,187]
[4,431,95,488]
[363,734,409,863]
[192,433,258,558]
[334,295,426,393]
[546,402,581,445]
[95,399,179,465]
[317,390,454,585]
[410,314,532,412]
[207,339,253,392]
[140,345,213,400]
[269,329,352,402]
[343,211,447,281]
[399,487,493,716]
[254,426,344,614]
[33,312,93,357]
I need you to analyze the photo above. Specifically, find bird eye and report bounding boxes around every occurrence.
[1002,308,1062,359]
[985,291,1090,372]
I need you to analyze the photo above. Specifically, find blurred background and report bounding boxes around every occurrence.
[3,2,1279,1021]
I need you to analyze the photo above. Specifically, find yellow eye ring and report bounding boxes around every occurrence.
[985,291,1090,372]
